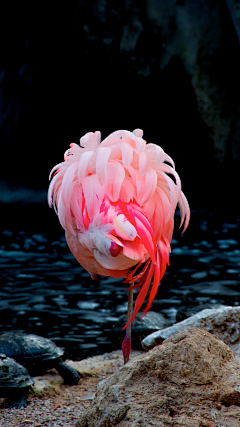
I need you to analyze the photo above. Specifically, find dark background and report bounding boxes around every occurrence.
[0,0,240,226]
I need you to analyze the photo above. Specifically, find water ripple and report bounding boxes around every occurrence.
[0,209,239,359]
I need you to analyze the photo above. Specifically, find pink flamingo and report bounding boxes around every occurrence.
[48,129,190,364]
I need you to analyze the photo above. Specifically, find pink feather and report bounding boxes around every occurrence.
[48,128,190,331]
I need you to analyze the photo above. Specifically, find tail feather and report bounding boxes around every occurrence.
[142,249,161,313]
[124,262,155,329]
[123,237,171,328]
[124,259,151,284]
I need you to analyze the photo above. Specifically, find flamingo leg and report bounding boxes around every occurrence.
[122,283,134,364]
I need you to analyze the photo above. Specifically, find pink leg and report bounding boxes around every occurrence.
[122,284,134,364]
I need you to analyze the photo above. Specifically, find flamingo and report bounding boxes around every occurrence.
[48,129,190,364]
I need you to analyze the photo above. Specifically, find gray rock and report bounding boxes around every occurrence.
[230,342,240,365]
[76,329,240,427]
[141,305,240,350]
[176,303,226,323]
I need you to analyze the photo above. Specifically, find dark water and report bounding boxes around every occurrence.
[0,206,240,360]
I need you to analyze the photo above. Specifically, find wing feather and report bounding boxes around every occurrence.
[96,147,112,185]
[106,161,125,202]
[82,174,105,219]
[77,151,94,182]
[61,162,78,208]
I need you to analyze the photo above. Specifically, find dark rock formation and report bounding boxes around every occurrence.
[1,1,240,209]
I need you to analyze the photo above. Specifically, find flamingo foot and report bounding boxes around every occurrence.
[122,335,131,365]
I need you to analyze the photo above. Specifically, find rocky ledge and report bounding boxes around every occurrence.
[76,328,240,427]
[2,306,240,426]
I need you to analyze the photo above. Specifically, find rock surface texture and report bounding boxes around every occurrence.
[142,306,240,350]
[66,350,143,378]
[0,350,143,426]
[76,328,240,427]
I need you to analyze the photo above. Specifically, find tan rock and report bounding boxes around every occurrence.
[76,329,240,427]
[31,373,64,397]
[66,350,144,377]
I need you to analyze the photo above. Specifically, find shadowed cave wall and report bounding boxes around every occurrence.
[0,0,240,215]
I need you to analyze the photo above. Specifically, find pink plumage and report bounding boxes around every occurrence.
[48,129,190,328]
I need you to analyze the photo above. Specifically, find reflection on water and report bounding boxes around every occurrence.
[0,209,239,360]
